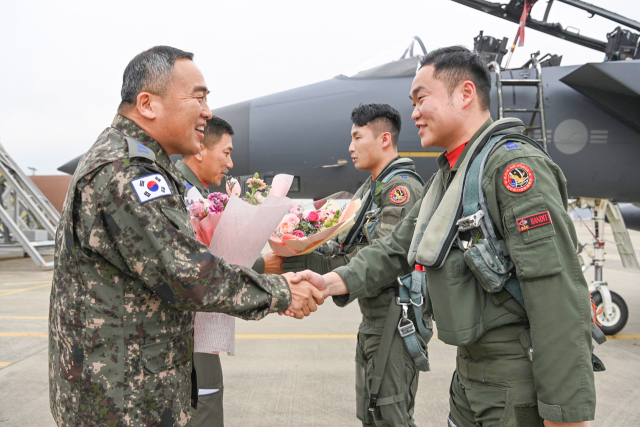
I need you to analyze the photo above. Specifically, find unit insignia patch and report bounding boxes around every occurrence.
[131,173,173,203]
[390,186,409,204]
[503,163,534,193]
[517,211,552,232]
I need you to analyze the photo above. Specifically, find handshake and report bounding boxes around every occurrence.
[280,270,348,319]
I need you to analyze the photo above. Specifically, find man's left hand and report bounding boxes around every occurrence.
[263,252,284,274]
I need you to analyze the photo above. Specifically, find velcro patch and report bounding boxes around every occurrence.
[503,163,534,193]
[131,173,172,203]
[504,142,520,150]
[390,186,409,204]
[517,211,551,232]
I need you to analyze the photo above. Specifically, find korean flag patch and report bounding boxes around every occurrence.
[131,173,173,203]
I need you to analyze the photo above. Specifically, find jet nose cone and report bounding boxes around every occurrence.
[211,101,250,176]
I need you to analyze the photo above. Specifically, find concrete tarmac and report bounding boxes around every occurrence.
[1,223,639,426]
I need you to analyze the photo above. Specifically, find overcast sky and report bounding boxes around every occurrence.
[1,0,638,175]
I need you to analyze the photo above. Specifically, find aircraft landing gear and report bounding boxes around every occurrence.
[574,198,638,336]
[591,289,629,336]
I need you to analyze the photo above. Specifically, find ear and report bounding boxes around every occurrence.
[195,144,206,161]
[460,80,476,110]
[136,92,156,120]
[380,131,392,150]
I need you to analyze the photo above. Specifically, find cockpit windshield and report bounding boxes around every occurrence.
[346,36,427,79]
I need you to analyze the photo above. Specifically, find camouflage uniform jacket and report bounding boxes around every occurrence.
[49,115,291,426]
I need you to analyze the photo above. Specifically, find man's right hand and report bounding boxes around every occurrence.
[282,272,325,319]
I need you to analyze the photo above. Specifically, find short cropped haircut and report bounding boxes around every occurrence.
[119,46,194,110]
[351,103,402,147]
[418,46,491,111]
[202,116,235,149]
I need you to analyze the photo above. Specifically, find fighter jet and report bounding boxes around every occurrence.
[58,0,639,334]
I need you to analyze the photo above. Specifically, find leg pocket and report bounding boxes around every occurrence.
[356,342,375,425]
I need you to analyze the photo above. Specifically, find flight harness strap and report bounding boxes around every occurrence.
[343,168,424,252]
[397,265,432,371]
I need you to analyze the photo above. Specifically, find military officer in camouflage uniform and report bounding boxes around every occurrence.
[282,104,426,427]
[293,47,597,426]
[49,45,323,427]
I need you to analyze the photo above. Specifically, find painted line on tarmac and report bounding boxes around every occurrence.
[1,280,52,286]
[236,334,357,339]
[0,362,12,367]
[606,334,640,339]
[0,316,48,319]
[0,283,51,297]
[0,333,47,337]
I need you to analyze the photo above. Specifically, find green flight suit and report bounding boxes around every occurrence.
[177,159,210,197]
[49,115,291,427]
[175,159,225,427]
[283,157,425,427]
[333,119,596,425]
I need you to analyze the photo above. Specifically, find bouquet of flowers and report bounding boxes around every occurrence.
[269,192,361,257]
[186,173,274,246]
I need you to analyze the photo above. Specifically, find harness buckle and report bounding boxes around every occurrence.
[398,318,416,337]
[411,295,424,307]
[368,394,378,411]
[456,210,485,232]
[365,208,381,220]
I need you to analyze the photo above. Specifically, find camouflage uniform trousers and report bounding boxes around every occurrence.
[356,329,420,427]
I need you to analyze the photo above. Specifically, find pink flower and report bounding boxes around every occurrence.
[292,230,305,238]
[306,211,319,222]
[247,177,266,191]
[279,213,300,234]
[290,205,303,216]
[189,201,205,217]
[317,209,328,221]
[226,178,241,196]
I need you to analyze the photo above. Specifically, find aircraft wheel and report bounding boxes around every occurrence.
[592,291,629,336]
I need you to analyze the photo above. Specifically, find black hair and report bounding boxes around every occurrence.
[202,116,235,148]
[119,46,194,110]
[418,46,491,111]
[350,103,402,146]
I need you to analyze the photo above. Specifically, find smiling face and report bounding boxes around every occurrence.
[410,65,465,151]
[199,133,234,186]
[152,58,212,155]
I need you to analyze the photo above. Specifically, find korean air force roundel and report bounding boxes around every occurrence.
[390,186,409,204]
[503,163,534,193]
[131,173,173,203]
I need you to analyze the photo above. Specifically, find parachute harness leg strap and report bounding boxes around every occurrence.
[397,265,432,373]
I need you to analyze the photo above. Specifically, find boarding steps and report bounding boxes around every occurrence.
[0,142,59,268]
[489,53,548,151]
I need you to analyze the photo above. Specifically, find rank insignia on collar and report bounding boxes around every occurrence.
[517,211,551,232]
[503,163,534,193]
[390,186,409,204]
[131,173,173,203]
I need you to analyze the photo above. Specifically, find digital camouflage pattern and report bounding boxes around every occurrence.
[49,115,291,427]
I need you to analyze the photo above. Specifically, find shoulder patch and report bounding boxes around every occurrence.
[504,142,521,150]
[131,173,173,203]
[400,174,408,179]
[517,211,551,232]
[390,186,409,204]
[126,137,156,161]
[503,163,534,193]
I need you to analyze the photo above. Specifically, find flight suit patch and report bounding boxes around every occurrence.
[131,173,173,203]
[390,186,409,204]
[517,211,552,232]
[504,142,521,150]
[503,163,534,193]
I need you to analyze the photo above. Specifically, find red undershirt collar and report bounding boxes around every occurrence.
[445,141,469,170]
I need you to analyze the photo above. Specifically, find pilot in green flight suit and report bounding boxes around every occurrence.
[282,104,426,427]
[293,48,598,426]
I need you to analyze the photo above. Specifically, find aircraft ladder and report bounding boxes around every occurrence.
[0,142,59,268]
[490,55,548,151]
